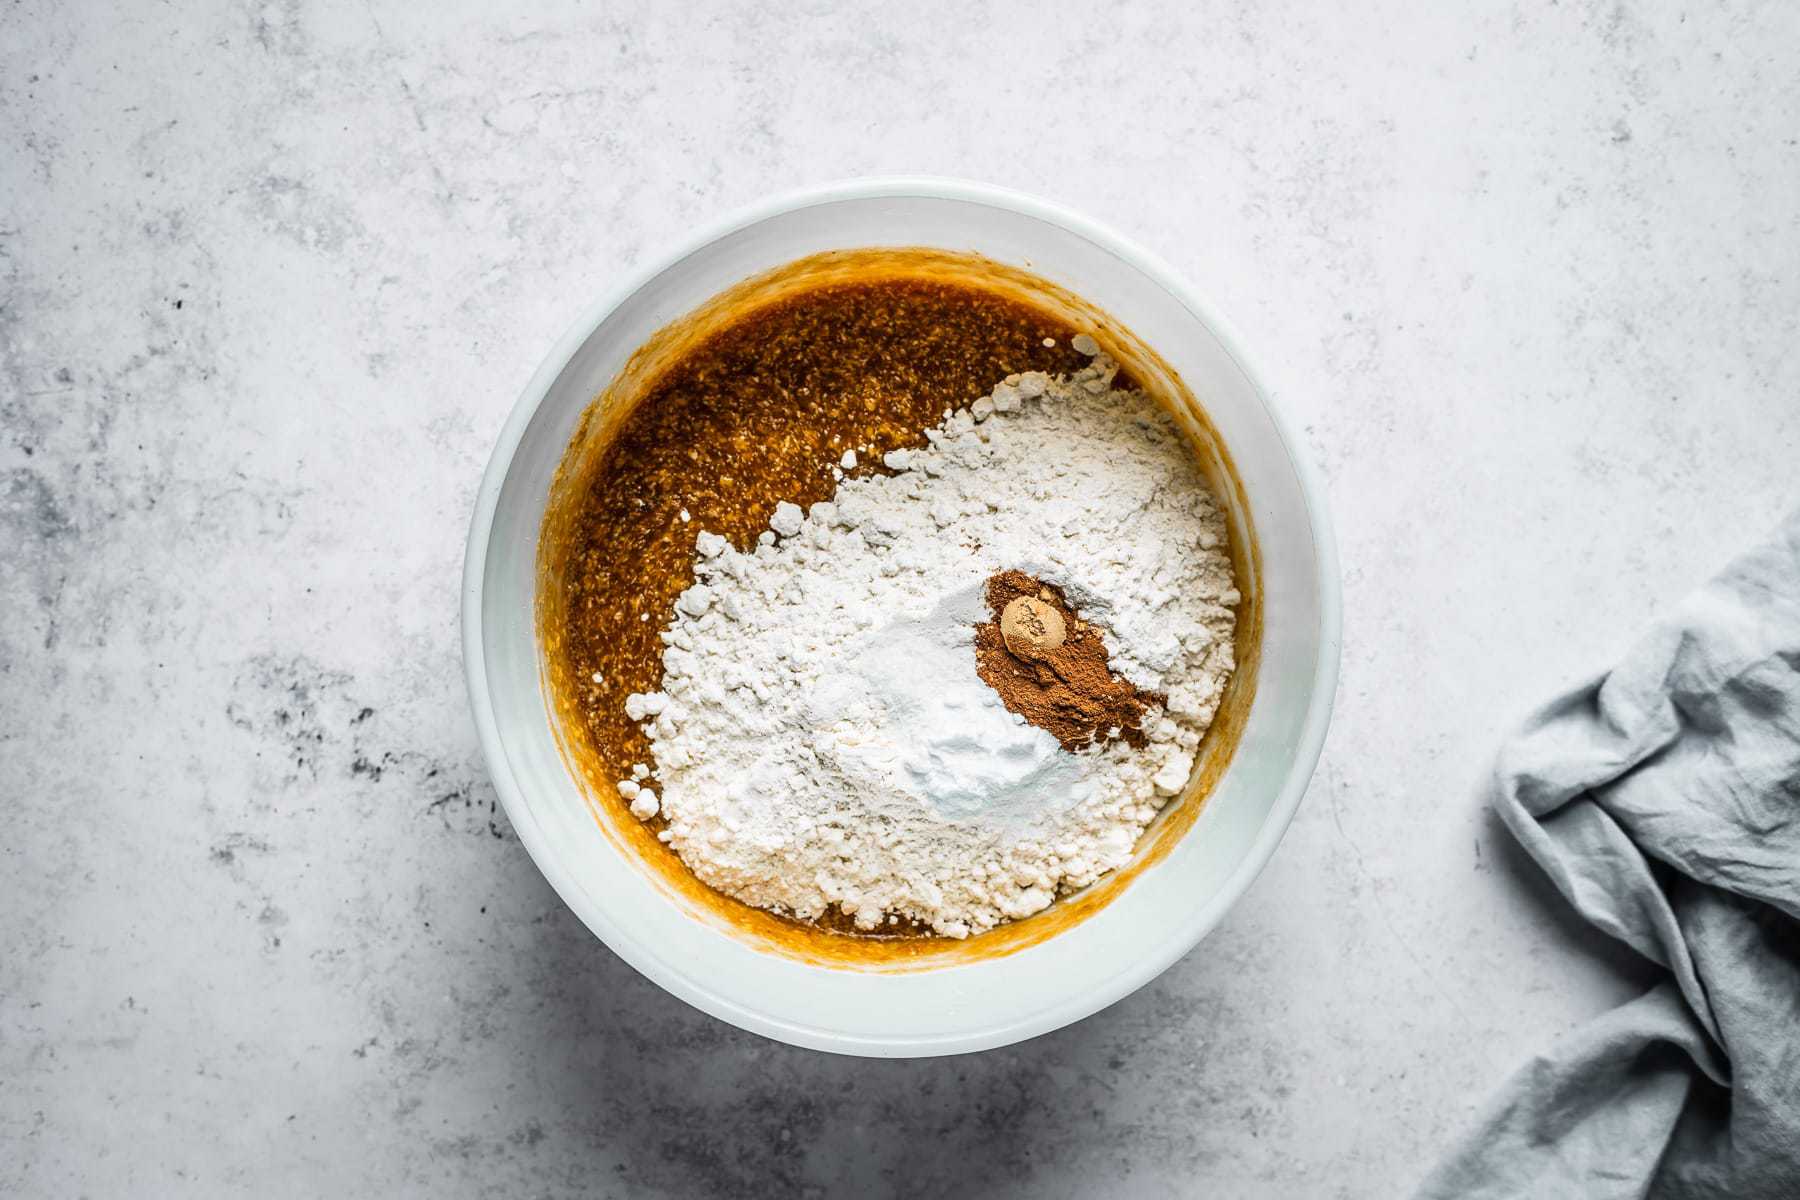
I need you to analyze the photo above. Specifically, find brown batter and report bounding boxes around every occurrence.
[537,251,1262,962]
[554,276,1096,934]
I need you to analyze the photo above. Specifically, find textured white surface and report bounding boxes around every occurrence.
[3,2,1797,1196]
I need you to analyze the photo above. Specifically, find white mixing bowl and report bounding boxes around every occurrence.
[463,178,1340,1056]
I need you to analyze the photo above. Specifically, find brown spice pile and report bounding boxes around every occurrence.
[973,570,1163,751]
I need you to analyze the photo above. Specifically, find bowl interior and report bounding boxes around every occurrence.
[468,185,1336,1055]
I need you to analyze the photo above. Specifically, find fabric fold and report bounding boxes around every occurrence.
[1417,509,1800,1199]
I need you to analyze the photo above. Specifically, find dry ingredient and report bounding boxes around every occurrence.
[975,571,1165,752]
[999,593,1066,655]
[624,346,1239,938]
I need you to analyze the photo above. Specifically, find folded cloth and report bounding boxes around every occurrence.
[1416,509,1800,1200]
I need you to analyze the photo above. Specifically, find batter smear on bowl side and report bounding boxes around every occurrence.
[553,275,1238,939]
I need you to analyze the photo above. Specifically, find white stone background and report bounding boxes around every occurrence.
[4,1,1798,1195]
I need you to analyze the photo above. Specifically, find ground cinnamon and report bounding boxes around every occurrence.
[973,570,1163,751]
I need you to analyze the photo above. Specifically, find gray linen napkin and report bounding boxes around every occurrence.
[1416,509,1800,1199]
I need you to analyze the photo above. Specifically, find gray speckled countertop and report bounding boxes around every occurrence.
[5,2,1798,1196]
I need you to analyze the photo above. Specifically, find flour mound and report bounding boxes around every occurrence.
[626,354,1238,938]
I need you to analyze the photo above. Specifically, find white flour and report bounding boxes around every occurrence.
[624,349,1239,937]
